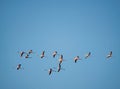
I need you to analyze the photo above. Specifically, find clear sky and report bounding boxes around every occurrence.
[0,0,120,89]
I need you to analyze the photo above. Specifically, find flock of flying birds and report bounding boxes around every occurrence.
[16,50,112,75]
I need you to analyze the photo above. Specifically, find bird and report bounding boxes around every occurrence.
[19,51,25,57]
[16,49,113,76]
[25,54,30,58]
[106,51,112,58]
[28,50,33,54]
[52,51,57,58]
[59,55,63,65]
[48,68,52,75]
[74,56,80,63]
[16,64,21,70]
[41,51,45,58]
[85,52,91,59]
[57,64,61,72]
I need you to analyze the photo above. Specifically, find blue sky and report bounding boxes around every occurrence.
[0,0,120,89]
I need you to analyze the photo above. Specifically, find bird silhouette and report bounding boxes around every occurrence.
[57,64,61,72]
[106,51,112,58]
[16,64,21,70]
[48,68,52,75]
[41,51,45,58]
[74,56,80,63]
[85,52,91,59]
[19,51,25,57]
[28,50,33,54]
[59,55,63,65]
[52,51,57,58]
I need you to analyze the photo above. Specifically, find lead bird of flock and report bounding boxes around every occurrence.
[17,50,112,75]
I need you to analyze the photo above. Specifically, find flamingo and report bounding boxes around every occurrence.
[17,64,21,70]
[85,52,91,59]
[106,51,112,58]
[48,68,52,75]
[28,50,33,54]
[74,56,80,63]
[52,51,57,58]
[41,51,45,58]
[57,64,61,72]
[19,51,25,57]
[59,55,63,65]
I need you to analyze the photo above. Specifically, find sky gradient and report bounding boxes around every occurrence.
[0,0,120,89]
